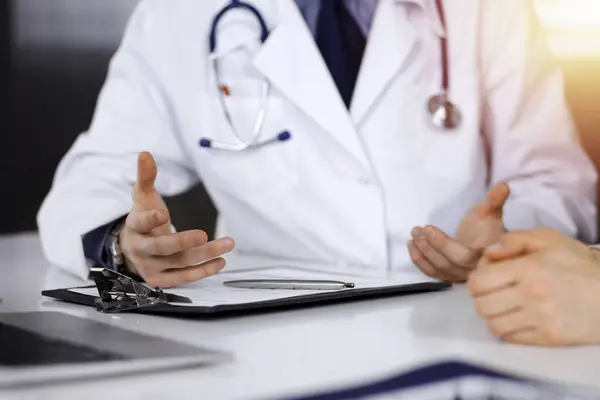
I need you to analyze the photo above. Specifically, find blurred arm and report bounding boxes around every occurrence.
[480,0,597,242]
[37,0,198,279]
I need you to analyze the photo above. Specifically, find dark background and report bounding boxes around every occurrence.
[1,0,600,237]
[1,0,216,236]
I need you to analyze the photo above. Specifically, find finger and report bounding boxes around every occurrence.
[473,285,522,318]
[484,232,547,262]
[126,209,170,234]
[467,262,520,296]
[171,238,236,268]
[142,230,211,256]
[486,309,534,337]
[408,240,440,279]
[477,182,510,219]
[149,257,227,288]
[487,182,510,210]
[135,152,158,196]
[412,234,466,281]
[502,328,543,346]
[423,226,479,268]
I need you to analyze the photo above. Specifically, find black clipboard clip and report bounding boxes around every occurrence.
[90,268,192,313]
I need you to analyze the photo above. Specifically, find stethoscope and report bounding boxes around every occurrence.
[199,0,461,152]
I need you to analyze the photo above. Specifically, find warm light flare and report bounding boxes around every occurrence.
[535,0,600,57]
[536,0,600,28]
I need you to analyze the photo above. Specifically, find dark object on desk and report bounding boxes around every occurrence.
[42,268,451,317]
[0,323,125,366]
[289,360,600,400]
[92,267,191,313]
[0,312,228,388]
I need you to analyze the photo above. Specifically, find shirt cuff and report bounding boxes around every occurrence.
[81,217,126,270]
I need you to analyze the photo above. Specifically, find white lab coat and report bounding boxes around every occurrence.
[38,0,597,280]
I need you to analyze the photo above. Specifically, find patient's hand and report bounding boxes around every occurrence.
[468,229,600,346]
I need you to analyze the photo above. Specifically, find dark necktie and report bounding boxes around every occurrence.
[315,0,367,109]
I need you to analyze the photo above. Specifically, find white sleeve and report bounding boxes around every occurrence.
[480,0,597,243]
[37,0,199,279]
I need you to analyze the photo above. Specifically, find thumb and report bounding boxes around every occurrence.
[483,231,544,262]
[478,182,510,218]
[135,152,158,196]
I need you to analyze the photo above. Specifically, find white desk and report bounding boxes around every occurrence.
[2,232,600,400]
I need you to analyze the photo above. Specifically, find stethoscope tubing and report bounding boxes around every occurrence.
[201,0,460,151]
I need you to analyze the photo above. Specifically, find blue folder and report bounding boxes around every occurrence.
[289,360,600,400]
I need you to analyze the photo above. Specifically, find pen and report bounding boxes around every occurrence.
[223,279,355,290]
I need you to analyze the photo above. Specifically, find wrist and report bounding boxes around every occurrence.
[105,220,132,276]
[117,228,142,278]
[589,245,600,263]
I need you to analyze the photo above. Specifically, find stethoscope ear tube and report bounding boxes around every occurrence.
[209,0,270,53]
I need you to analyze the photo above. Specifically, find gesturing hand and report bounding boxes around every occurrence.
[119,152,235,288]
[407,182,510,282]
[468,229,600,346]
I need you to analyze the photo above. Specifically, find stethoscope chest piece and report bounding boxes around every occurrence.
[428,94,462,131]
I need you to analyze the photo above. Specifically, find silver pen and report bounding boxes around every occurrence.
[223,279,355,290]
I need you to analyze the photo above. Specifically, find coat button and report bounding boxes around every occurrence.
[358,177,371,185]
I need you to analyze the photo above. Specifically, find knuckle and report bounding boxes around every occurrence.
[527,258,542,272]
[474,302,486,317]
[177,233,186,252]
[179,270,197,285]
[417,266,436,278]
[487,320,504,336]
[435,261,452,271]
[411,250,423,263]
[466,275,481,294]
[456,253,475,268]
[204,244,222,260]
[149,236,163,254]
[144,211,156,226]
[191,230,208,246]
[524,275,554,301]
[136,261,154,276]
[474,300,491,318]
[538,301,557,319]
[419,240,431,252]
[538,324,562,346]
[127,240,145,258]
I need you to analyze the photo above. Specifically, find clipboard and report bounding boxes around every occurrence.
[42,267,451,317]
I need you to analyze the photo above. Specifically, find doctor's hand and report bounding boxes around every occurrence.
[118,152,235,288]
[408,182,509,283]
[468,229,600,346]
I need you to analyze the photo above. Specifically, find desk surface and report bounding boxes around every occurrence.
[2,232,600,400]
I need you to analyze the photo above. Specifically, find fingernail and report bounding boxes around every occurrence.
[220,237,235,250]
[414,228,427,240]
[425,227,435,239]
[485,242,502,252]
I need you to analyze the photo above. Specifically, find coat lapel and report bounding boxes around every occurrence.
[350,0,441,125]
[252,0,371,169]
